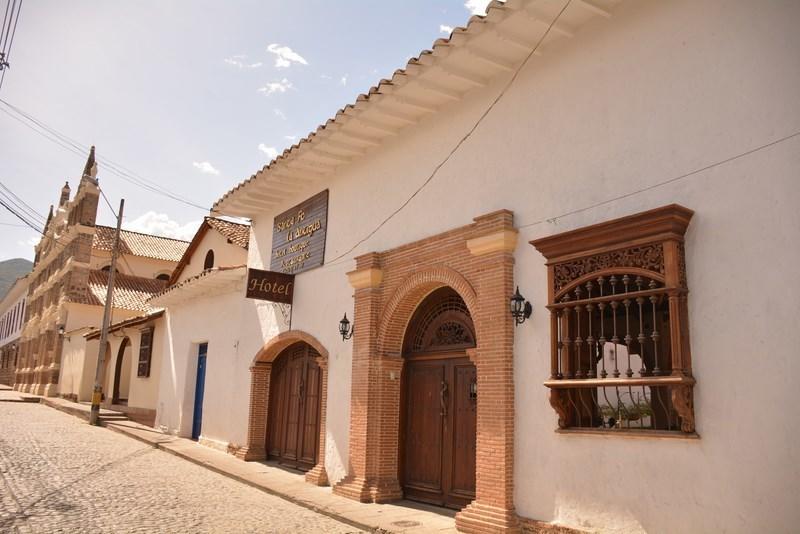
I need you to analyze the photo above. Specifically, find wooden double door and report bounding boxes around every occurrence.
[402,354,477,509]
[267,343,321,471]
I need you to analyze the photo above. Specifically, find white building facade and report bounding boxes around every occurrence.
[160,1,800,532]
[0,276,28,385]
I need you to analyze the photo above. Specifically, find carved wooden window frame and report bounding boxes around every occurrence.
[531,205,696,435]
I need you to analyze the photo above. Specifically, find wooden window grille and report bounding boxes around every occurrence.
[531,205,696,435]
[137,326,154,378]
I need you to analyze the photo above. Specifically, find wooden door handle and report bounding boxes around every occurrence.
[440,380,448,417]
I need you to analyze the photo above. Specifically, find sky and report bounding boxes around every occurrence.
[0,0,492,262]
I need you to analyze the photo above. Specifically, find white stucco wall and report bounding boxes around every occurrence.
[230,1,800,532]
[90,251,178,279]
[154,289,279,450]
[59,303,140,400]
[175,228,248,284]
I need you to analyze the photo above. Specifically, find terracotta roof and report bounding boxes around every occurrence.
[77,270,167,311]
[212,0,617,216]
[94,226,190,262]
[167,218,249,285]
[205,217,250,249]
[84,309,164,340]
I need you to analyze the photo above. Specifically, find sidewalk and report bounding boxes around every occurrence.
[5,388,458,534]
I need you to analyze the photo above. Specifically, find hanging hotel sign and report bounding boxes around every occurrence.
[270,189,329,275]
[246,268,295,304]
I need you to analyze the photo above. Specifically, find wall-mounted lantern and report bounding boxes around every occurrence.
[57,324,66,336]
[339,313,354,341]
[469,380,478,400]
[510,286,532,326]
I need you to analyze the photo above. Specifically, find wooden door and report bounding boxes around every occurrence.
[402,354,476,509]
[266,343,321,471]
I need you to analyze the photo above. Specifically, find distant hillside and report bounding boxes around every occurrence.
[0,258,32,300]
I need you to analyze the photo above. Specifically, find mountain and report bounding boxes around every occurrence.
[0,258,33,300]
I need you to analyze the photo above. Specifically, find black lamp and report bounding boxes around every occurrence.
[339,313,354,341]
[57,324,66,336]
[510,286,532,326]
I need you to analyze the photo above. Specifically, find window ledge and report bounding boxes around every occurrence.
[555,428,700,440]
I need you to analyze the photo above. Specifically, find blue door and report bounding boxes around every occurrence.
[191,343,208,440]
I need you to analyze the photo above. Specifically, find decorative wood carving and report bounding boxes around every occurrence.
[549,389,570,429]
[553,244,664,292]
[670,384,695,433]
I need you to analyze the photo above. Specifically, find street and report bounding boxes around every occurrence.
[0,402,363,533]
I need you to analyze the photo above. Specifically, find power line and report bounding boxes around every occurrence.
[517,129,800,229]
[0,0,23,91]
[325,0,573,266]
[0,98,210,211]
[0,182,44,223]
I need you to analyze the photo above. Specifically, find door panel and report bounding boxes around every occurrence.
[448,362,477,504]
[402,355,476,509]
[266,343,321,471]
[191,344,208,440]
[403,361,445,499]
[300,363,320,466]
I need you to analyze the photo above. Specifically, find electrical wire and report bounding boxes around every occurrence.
[0,0,22,91]
[0,182,44,223]
[517,129,800,229]
[325,0,573,265]
[0,98,210,211]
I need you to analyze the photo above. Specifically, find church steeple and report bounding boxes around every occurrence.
[81,146,97,184]
[59,181,71,207]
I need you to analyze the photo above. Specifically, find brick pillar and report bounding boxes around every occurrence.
[237,361,272,461]
[305,357,329,486]
[457,213,521,533]
[333,254,402,502]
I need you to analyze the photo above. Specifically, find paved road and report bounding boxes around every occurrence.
[0,402,363,533]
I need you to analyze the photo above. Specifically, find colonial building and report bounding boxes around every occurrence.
[154,1,799,533]
[0,275,28,385]
[14,147,189,406]
[149,217,250,446]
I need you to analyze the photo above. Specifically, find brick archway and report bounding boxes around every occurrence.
[333,210,521,533]
[239,330,330,486]
[377,266,479,358]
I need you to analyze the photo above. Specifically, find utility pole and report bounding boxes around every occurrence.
[89,198,124,426]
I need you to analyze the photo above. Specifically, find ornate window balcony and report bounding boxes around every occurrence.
[531,205,696,435]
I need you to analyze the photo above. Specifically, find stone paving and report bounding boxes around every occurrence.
[0,401,364,533]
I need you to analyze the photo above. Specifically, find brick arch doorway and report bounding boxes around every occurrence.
[240,330,329,487]
[401,286,477,509]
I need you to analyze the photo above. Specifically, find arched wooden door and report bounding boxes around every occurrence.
[401,287,477,509]
[266,342,322,471]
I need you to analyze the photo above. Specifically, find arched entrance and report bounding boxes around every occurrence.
[112,337,132,405]
[266,341,322,472]
[401,287,477,509]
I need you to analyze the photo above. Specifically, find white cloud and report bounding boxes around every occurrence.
[273,108,287,120]
[224,55,262,69]
[17,235,39,248]
[266,44,308,69]
[464,0,491,15]
[440,24,454,34]
[125,212,202,241]
[258,144,279,159]
[340,74,348,86]
[320,74,332,80]
[284,135,297,141]
[192,161,220,175]
[257,78,293,95]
